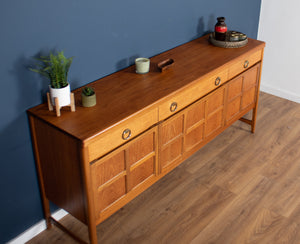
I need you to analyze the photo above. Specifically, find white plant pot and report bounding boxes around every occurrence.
[49,84,71,107]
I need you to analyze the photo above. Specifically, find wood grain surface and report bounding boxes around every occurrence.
[27,36,264,143]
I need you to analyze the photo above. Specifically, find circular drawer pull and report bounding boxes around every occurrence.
[244,60,249,68]
[122,128,131,140]
[170,102,178,112]
[215,77,221,86]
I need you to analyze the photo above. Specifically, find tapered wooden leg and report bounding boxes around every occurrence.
[251,106,258,133]
[81,146,98,244]
[251,50,264,133]
[70,93,76,112]
[43,198,52,229]
[55,97,61,117]
[87,223,97,244]
[47,93,75,116]
[37,174,52,229]
[47,93,53,111]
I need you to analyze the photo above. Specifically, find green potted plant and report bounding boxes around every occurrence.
[81,86,96,107]
[30,50,74,107]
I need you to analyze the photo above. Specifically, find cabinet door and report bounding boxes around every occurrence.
[226,63,260,123]
[184,86,225,150]
[158,86,225,174]
[158,113,185,173]
[184,99,205,152]
[204,87,226,138]
[90,127,158,218]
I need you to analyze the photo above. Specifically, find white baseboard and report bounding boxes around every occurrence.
[260,83,300,104]
[7,209,68,244]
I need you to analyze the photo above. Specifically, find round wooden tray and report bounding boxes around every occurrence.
[209,32,248,48]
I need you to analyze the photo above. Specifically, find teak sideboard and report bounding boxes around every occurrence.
[27,35,265,244]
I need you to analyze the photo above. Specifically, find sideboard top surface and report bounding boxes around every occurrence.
[27,35,265,142]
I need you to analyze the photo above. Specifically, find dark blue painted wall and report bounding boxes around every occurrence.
[0,0,261,242]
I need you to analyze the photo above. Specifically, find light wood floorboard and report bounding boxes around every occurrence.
[27,92,300,244]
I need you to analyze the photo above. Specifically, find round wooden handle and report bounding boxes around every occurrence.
[122,129,131,140]
[215,77,221,86]
[170,102,178,112]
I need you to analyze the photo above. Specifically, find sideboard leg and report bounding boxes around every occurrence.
[252,54,264,134]
[87,224,98,244]
[251,106,258,133]
[37,158,52,230]
[239,108,258,133]
[43,198,52,229]
[81,146,98,244]
[28,116,53,229]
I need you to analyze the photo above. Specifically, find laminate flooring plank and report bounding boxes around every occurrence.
[267,221,300,244]
[288,204,300,226]
[190,175,273,244]
[231,207,287,244]
[232,207,300,244]
[157,185,235,244]
[251,204,300,244]
[121,187,229,244]
[214,120,300,194]
[266,178,300,218]
[262,126,300,183]
[293,108,300,119]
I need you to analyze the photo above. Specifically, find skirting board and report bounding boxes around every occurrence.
[260,83,300,104]
[7,209,68,244]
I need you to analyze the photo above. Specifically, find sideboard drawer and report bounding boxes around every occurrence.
[158,68,228,121]
[228,49,262,80]
[87,108,158,162]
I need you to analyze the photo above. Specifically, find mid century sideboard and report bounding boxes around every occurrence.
[27,35,265,243]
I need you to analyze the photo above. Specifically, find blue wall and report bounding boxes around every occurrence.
[0,0,261,242]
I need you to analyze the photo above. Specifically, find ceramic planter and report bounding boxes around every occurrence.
[82,93,96,107]
[135,58,150,74]
[49,84,71,107]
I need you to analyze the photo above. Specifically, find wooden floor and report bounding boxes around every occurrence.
[28,92,300,244]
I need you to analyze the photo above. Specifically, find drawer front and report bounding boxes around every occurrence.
[228,49,262,80]
[87,108,158,162]
[158,68,228,121]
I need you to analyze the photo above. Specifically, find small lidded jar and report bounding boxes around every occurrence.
[229,33,239,42]
[215,17,227,41]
